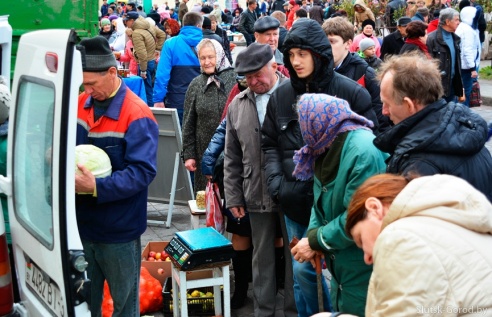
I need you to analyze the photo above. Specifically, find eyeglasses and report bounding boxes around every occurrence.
[407,2,415,4]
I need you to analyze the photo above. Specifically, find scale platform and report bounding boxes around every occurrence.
[165,227,234,271]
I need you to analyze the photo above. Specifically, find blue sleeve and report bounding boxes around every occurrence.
[202,118,227,175]
[153,41,173,103]
[96,117,159,203]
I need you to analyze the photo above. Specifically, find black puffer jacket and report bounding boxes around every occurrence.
[262,19,377,225]
[374,99,492,202]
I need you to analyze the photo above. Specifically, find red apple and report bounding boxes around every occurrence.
[149,251,156,258]
[162,251,169,260]
[157,258,162,262]
[157,268,165,275]
[147,256,155,261]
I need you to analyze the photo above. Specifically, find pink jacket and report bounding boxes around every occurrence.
[119,40,138,76]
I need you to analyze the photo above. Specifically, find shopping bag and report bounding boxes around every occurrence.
[205,180,225,234]
[469,81,482,107]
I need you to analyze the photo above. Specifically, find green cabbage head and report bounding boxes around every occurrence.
[75,144,112,178]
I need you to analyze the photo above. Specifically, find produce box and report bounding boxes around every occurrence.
[162,276,224,316]
[141,241,173,285]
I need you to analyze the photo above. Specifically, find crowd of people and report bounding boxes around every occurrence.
[68,0,492,316]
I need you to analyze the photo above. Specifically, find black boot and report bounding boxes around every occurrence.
[231,248,252,309]
[275,246,285,292]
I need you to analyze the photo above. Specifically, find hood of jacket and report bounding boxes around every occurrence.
[132,16,151,31]
[460,6,477,27]
[179,26,204,47]
[374,99,488,156]
[354,0,369,10]
[282,18,334,94]
[383,174,492,234]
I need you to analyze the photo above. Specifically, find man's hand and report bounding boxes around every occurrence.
[154,102,165,108]
[140,72,147,79]
[75,164,96,194]
[291,237,319,268]
[471,70,478,79]
[184,159,197,172]
[230,206,246,218]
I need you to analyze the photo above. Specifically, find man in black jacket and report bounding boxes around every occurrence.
[374,54,492,202]
[426,8,463,103]
[322,16,391,133]
[271,0,286,12]
[380,16,410,60]
[261,18,378,316]
[238,0,259,46]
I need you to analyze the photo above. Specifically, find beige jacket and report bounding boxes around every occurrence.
[354,0,375,30]
[366,174,492,316]
[131,16,158,72]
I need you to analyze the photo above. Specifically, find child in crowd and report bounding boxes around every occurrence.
[115,28,138,76]
[358,38,382,70]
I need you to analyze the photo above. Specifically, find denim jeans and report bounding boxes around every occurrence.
[139,59,156,107]
[82,238,141,317]
[461,69,473,107]
[284,216,332,315]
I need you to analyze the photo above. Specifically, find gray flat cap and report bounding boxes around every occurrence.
[397,16,412,26]
[235,43,274,75]
[254,16,280,33]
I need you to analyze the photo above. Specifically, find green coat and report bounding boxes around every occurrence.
[307,129,387,316]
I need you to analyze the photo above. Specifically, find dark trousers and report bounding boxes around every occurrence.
[139,59,156,107]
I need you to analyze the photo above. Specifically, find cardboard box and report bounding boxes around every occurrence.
[141,241,172,285]
[142,241,215,285]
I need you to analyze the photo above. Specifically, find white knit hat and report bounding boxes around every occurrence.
[0,77,11,124]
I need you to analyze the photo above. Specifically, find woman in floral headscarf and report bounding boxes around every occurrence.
[182,39,236,195]
[290,93,387,317]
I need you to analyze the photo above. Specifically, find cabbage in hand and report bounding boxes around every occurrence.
[75,144,112,178]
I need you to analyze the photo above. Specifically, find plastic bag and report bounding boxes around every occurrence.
[205,180,225,234]
[102,266,163,317]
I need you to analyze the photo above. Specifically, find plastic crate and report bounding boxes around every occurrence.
[162,277,224,316]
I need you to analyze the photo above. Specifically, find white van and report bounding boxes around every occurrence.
[0,21,92,316]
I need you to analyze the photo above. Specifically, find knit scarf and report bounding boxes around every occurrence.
[405,38,431,59]
[292,93,373,181]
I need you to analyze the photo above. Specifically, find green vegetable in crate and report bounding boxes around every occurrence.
[75,144,112,178]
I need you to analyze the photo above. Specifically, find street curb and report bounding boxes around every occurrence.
[483,96,492,107]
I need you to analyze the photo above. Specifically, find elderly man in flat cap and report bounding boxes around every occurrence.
[380,16,411,60]
[76,36,159,317]
[224,43,297,317]
[254,16,290,77]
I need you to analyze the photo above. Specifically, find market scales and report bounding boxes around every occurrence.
[165,227,234,271]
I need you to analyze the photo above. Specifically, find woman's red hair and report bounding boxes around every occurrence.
[346,173,411,237]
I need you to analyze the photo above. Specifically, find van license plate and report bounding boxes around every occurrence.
[26,261,65,317]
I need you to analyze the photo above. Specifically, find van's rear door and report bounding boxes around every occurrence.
[8,29,90,316]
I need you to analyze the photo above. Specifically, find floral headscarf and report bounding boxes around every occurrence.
[196,39,232,89]
[292,93,374,181]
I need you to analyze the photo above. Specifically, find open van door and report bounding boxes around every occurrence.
[4,29,90,316]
